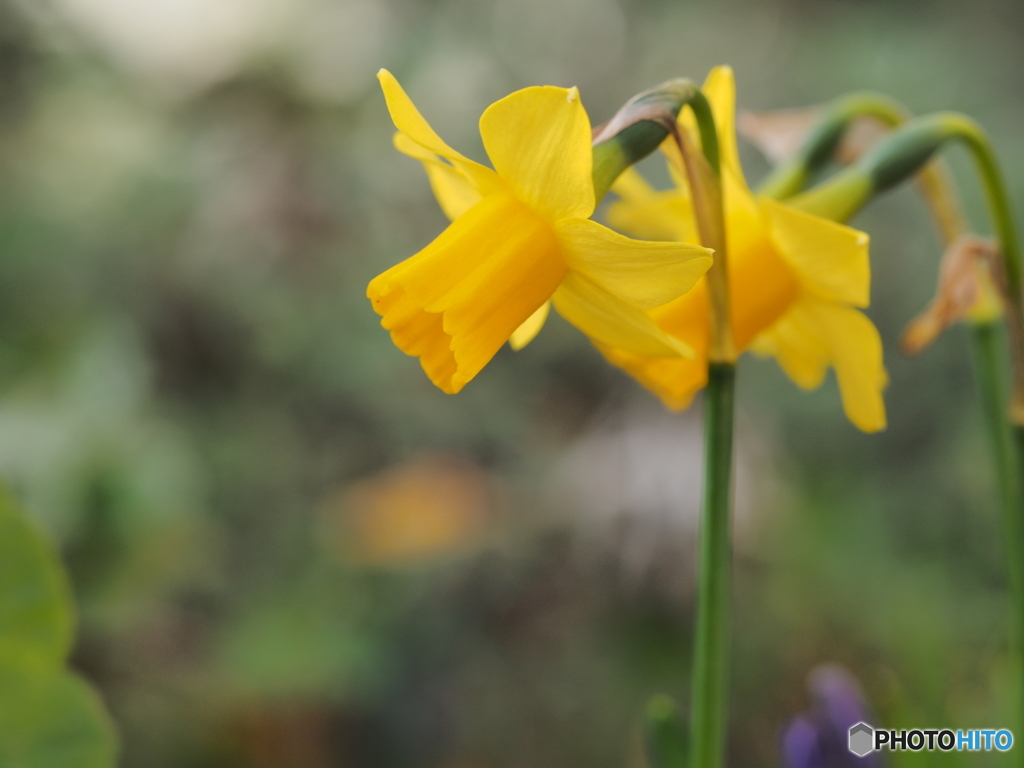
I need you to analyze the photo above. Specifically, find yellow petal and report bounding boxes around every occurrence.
[479,85,594,220]
[602,214,798,355]
[393,132,482,221]
[368,192,566,392]
[703,66,764,254]
[555,218,712,310]
[754,298,887,432]
[722,169,765,255]
[760,196,871,307]
[509,301,550,350]
[551,272,693,358]
[748,308,830,390]
[608,169,698,242]
[612,165,658,200]
[597,343,708,410]
[663,66,761,253]
[700,66,743,185]
[667,66,742,181]
[726,232,801,350]
[378,69,500,195]
[810,301,887,432]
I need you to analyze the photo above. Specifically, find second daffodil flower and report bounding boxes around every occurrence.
[368,70,713,394]
[602,67,888,432]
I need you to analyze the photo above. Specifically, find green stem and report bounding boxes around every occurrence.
[793,113,1024,756]
[591,81,719,201]
[758,92,907,200]
[1012,422,1024,747]
[792,113,1023,305]
[690,363,736,768]
[970,323,1024,745]
[589,81,734,768]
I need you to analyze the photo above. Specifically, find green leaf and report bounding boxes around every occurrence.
[0,654,117,768]
[0,487,74,666]
[0,487,118,766]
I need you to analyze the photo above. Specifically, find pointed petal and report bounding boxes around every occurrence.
[393,132,482,221]
[551,272,693,358]
[701,66,743,184]
[595,281,710,408]
[556,218,712,310]
[761,197,871,307]
[630,226,799,356]
[704,65,764,253]
[810,301,887,432]
[509,301,550,350]
[748,309,830,390]
[753,298,886,432]
[663,66,761,251]
[666,66,746,189]
[378,69,500,194]
[722,170,765,254]
[479,85,594,220]
[368,193,566,392]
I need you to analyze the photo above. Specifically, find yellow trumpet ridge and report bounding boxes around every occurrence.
[600,67,888,433]
[368,70,713,394]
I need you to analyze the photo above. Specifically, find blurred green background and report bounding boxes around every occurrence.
[0,0,1022,765]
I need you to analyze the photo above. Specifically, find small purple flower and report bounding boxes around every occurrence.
[782,665,883,768]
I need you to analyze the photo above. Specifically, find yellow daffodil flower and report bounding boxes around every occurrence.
[368,70,713,394]
[601,67,887,432]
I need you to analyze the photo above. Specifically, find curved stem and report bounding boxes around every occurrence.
[789,109,1024,757]
[758,92,907,200]
[945,117,1023,305]
[756,94,969,243]
[795,113,1024,415]
[591,80,719,201]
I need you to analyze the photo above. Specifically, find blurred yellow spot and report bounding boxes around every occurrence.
[323,456,493,565]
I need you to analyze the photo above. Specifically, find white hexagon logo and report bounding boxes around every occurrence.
[848,722,874,757]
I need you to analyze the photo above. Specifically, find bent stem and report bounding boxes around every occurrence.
[590,81,736,768]
[791,110,1024,751]
[690,363,736,768]
[757,91,907,200]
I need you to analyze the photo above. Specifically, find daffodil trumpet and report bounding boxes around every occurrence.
[367,69,714,395]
